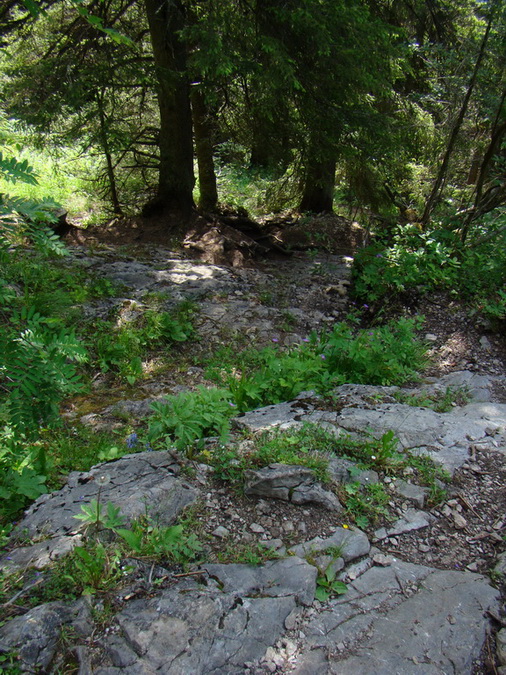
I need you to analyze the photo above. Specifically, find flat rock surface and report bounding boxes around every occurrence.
[236,381,506,474]
[1,451,198,572]
[292,561,500,675]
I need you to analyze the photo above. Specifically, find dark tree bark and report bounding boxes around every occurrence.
[299,159,336,213]
[191,86,218,212]
[96,90,122,215]
[421,4,496,226]
[473,91,506,207]
[143,0,194,217]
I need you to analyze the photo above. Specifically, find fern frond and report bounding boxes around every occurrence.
[0,152,38,185]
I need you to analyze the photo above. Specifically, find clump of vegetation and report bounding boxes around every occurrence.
[207,424,333,484]
[91,301,197,384]
[393,386,469,413]
[315,567,348,602]
[205,317,426,414]
[353,223,506,328]
[148,387,236,454]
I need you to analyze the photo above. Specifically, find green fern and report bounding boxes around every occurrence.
[0,308,87,434]
[0,152,38,185]
[0,152,66,256]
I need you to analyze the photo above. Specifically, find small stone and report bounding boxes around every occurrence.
[255,500,271,514]
[284,609,299,631]
[284,639,297,657]
[373,527,388,541]
[260,539,285,552]
[372,553,395,566]
[498,628,506,664]
[494,552,506,577]
[282,521,295,533]
[452,512,467,529]
[212,526,230,539]
[466,561,479,572]
[250,523,265,534]
[479,336,492,351]
[425,333,438,342]
[418,544,431,553]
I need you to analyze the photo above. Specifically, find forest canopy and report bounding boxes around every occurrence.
[0,0,503,228]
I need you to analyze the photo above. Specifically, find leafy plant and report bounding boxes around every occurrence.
[75,498,202,564]
[352,220,506,333]
[115,522,202,562]
[74,499,125,531]
[63,541,124,595]
[341,481,390,528]
[315,567,348,601]
[148,386,235,453]
[0,427,48,520]
[318,317,426,386]
[0,307,87,433]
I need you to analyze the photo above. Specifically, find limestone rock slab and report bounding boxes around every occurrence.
[293,561,499,674]
[290,526,370,563]
[8,451,197,542]
[96,559,316,674]
[0,600,92,672]
[244,463,342,511]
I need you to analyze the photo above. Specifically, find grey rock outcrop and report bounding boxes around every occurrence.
[291,561,499,674]
[244,463,342,511]
[0,600,93,673]
[235,377,506,474]
[1,451,198,573]
[95,559,317,674]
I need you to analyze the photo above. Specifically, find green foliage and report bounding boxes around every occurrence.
[92,302,196,384]
[221,344,335,413]
[74,499,202,564]
[74,499,125,531]
[216,541,277,565]
[0,428,47,520]
[208,424,333,484]
[62,541,124,595]
[0,146,67,257]
[341,482,390,529]
[207,318,425,414]
[315,567,348,602]
[115,522,202,562]
[0,152,38,185]
[393,386,469,413]
[148,387,235,453]
[319,317,426,387]
[0,306,87,433]
[0,651,22,673]
[353,220,506,329]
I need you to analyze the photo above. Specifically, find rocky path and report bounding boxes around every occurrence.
[1,244,505,674]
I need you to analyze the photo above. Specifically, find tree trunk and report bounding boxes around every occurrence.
[143,0,194,217]
[421,5,496,226]
[191,86,218,212]
[96,90,122,215]
[299,159,336,213]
